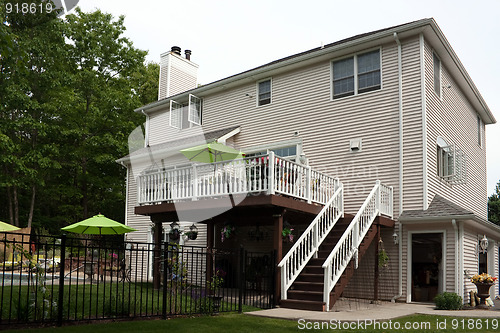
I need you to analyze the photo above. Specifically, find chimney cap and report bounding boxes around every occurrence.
[171,46,181,55]
[185,49,192,60]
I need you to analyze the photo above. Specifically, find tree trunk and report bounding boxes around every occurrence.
[82,157,88,219]
[6,185,14,225]
[13,184,19,227]
[27,184,36,228]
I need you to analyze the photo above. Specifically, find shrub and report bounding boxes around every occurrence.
[434,292,462,310]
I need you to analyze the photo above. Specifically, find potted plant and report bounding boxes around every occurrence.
[221,224,235,242]
[208,268,226,313]
[185,223,198,240]
[185,230,198,240]
[471,273,497,309]
[282,227,294,243]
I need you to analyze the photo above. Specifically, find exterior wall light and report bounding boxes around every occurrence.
[479,234,489,253]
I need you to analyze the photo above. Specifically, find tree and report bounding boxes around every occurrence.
[0,0,68,227]
[60,8,146,222]
[0,6,156,232]
[488,180,500,225]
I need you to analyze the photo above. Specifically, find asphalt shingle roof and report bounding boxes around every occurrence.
[400,195,474,220]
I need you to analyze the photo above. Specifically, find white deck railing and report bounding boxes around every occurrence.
[277,182,343,300]
[137,152,338,206]
[322,180,393,310]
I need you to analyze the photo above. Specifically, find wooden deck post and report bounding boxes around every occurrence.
[374,223,380,302]
[150,216,163,290]
[206,220,214,288]
[273,209,285,302]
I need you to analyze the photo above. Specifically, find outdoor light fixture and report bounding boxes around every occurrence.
[392,230,399,245]
[479,234,489,253]
[170,221,180,232]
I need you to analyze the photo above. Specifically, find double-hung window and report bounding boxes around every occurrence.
[332,49,381,99]
[258,79,271,106]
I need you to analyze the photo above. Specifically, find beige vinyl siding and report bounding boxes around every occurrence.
[424,41,488,219]
[146,38,424,217]
[463,225,479,303]
[199,43,402,216]
[158,52,198,100]
[401,37,424,212]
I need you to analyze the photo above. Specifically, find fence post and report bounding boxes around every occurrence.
[57,234,66,326]
[238,246,244,313]
[162,242,168,319]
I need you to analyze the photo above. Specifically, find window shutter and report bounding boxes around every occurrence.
[170,100,182,129]
[188,94,202,125]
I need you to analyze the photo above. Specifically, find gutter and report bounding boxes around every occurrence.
[392,31,404,303]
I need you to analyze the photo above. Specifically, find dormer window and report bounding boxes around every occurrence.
[169,94,203,129]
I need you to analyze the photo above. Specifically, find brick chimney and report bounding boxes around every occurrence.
[158,46,199,100]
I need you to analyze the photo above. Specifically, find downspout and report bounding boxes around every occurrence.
[141,109,150,147]
[452,219,459,294]
[391,32,404,303]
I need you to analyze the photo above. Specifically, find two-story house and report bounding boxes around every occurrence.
[117,18,499,311]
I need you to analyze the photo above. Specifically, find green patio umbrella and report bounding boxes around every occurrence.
[0,221,20,232]
[180,141,244,163]
[61,214,136,235]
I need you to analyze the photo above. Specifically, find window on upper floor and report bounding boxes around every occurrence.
[169,94,202,129]
[332,49,381,99]
[436,137,466,185]
[433,53,441,97]
[258,79,271,106]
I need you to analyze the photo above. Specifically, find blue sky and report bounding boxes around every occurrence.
[77,0,500,196]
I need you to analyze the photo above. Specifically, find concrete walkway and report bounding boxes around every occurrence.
[246,299,500,322]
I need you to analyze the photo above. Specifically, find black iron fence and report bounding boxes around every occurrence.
[0,232,275,327]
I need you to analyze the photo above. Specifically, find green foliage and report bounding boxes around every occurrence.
[434,292,462,310]
[488,180,500,225]
[378,248,389,268]
[0,5,156,232]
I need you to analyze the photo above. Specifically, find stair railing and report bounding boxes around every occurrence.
[322,180,393,310]
[278,180,343,300]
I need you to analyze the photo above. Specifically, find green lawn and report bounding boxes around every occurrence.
[0,282,241,322]
[2,313,499,333]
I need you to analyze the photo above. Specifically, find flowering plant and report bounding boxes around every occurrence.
[471,273,497,284]
[282,227,294,243]
[108,253,118,259]
[209,268,227,292]
[221,224,235,242]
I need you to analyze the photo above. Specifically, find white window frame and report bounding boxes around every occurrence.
[433,52,441,98]
[188,94,202,126]
[436,136,466,185]
[169,96,203,129]
[257,78,272,106]
[331,48,382,100]
[169,100,182,129]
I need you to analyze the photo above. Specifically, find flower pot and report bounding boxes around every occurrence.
[187,232,198,240]
[474,282,493,309]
